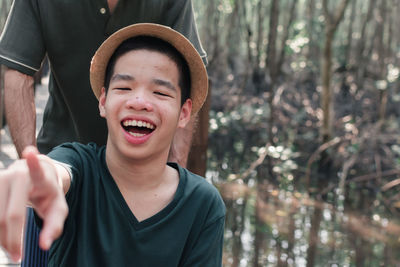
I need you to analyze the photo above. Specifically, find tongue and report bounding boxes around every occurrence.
[127,126,152,135]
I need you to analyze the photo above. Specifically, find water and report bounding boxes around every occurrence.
[220,181,400,266]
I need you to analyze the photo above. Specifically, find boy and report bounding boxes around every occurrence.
[0,23,225,266]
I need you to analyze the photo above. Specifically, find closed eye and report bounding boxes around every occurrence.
[114,87,131,91]
[154,91,172,97]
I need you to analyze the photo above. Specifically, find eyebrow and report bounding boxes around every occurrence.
[111,74,177,91]
[110,74,134,82]
[153,78,177,92]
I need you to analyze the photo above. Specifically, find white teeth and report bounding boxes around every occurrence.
[128,132,146,137]
[122,120,155,129]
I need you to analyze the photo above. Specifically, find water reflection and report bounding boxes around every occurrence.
[219,181,400,266]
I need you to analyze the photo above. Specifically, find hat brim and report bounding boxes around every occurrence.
[90,23,208,115]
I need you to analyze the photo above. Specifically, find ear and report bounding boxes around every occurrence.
[99,87,107,118]
[177,99,192,128]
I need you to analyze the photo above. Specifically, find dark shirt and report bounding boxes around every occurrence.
[44,143,225,267]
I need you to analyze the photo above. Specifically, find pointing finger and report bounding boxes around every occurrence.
[23,146,45,186]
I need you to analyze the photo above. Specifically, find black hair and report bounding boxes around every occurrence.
[104,36,191,106]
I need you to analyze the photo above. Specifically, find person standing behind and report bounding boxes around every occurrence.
[0,1,207,266]
[0,23,225,266]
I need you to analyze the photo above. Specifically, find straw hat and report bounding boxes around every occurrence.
[90,23,208,115]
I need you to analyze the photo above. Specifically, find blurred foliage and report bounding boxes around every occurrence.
[194,0,400,265]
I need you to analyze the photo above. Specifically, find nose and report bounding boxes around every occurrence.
[125,92,154,111]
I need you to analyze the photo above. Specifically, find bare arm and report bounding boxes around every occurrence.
[4,68,36,157]
[0,146,69,262]
[168,115,197,167]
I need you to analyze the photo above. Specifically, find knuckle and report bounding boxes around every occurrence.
[52,225,63,237]
[59,206,69,222]
[57,199,69,216]
[54,226,62,236]
[62,203,69,215]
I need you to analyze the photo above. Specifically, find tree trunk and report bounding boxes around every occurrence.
[375,0,387,125]
[187,81,212,176]
[355,0,376,89]
[306,0,318,63]
[253,0,266,94]
[226,0,241,72]
[345,0,357,66]
[266,0,280,84]
[306,205,323,267]
[321,0,351,142]
[287,203,296,264]
[255,0,264,69]
[240,0,254,92]
[321,28,334,143]
[276,0,299,76]
[253,189,264,267]
[232,197,247,267]
[376,0,387,79]
[253,179,269,267]
[386,0,395,64]
[378,86,388,125]
[263,0,281,181]
[394,0,400,66]
[231,200,241,267]
[203,0,221,70]
[309,3,351,265]
[351,232,365,266]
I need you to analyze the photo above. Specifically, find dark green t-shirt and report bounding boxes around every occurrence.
[45,143,225,267]
[0,0,207,153]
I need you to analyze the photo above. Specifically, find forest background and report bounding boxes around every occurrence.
[1,0,400,266]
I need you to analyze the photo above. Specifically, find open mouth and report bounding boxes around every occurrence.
[121,119,156,137]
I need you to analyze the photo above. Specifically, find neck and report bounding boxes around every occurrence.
[105,143,171,192]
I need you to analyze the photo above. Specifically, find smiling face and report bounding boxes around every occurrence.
[99,49,192,163]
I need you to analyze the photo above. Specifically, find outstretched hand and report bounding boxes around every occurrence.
[0,146,68,262]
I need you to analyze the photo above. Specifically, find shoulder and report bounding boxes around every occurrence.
[49,143,106,199]
[49,142,103,154]
[0,0,45,75]
[176,165,226,218]
[47,142,105,165]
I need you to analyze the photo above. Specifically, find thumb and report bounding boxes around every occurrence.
[22,146,45,185]
[39,201,67,250]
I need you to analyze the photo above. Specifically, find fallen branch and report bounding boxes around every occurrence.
[239,143,270,182]
[321,169,400,195]
[305,137,342,189]
[382,178,400,192]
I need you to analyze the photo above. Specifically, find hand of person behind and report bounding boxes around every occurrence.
[0,146,68,262]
